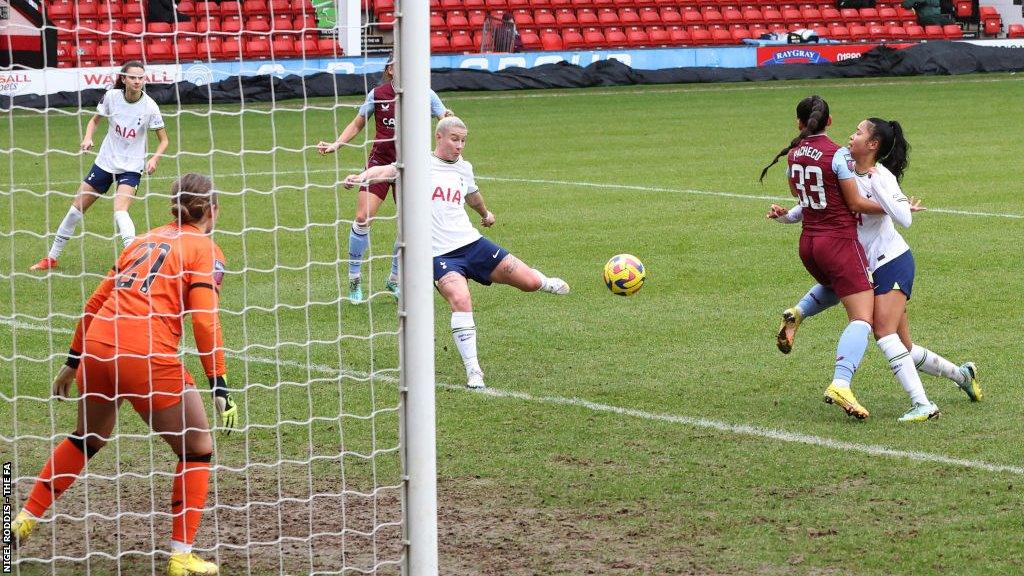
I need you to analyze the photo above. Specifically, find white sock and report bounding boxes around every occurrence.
[830,378,850,389]
[878,334,930,405]
[48,205,84,259]
[451,311,480,375]
[170,539,192,555]
[910,344,965,385]
[532,268,566,294]
[113,210,135,248]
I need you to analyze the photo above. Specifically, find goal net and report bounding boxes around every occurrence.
[0,0,436,572]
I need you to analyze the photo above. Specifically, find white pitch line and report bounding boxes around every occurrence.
[9,168,1023,220]
[3,317,1022,476]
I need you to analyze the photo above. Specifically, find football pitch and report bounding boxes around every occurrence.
[2,73,1024,574]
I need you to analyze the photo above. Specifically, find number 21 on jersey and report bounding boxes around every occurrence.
[790,164,826,210]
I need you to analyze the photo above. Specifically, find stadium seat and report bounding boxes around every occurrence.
[703,7,724,23]
[316,36,339,55]
[605,26,628,44]
[377,10,396,29]
[221,15,243,33]
[597,7,618,24]
[689,27,711,43]
[905,23,925,38]
[582,26,606,47]
[660,7,682,23]
[867,23,886,38]
[858,7,878,20]
[451,28,475,49]
[430,32,451,51]
[243,0,269,14]
[447,11,470,28]
[829,22,851,40]
[196,36,223,58]
[730,26,752,41]
[888,24,906,38]
[648,25,670,43]
[619,7,640,23]
[562,27,585,48]
[943,22,963,37]
[534,8,556,25]
[1008,23,1024,38]
[116,36,140,57]
[269,36,296,56]
[519,28,542,48]
[954,0,971,17]
[46,0,75,19]
[555,7,577,24]
[220,0,241,15]
[625,25,649,45]
[923,23,944,37]
[640,6,660,23]
[682,8,703,24]
[849,24,868,39]
[820,7,840,21]
[147,21,173,34]
[268,0,290,13]
[540,29,563,49]
[877,6,897,20]
[839,7,858,22]
[668,25,689,43]
[245,14,272,32]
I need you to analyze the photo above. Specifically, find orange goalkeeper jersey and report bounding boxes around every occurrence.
[70,222,227,378]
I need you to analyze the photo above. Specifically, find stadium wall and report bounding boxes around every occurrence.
[2,40,1023,106]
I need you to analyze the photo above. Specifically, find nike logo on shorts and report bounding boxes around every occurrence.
[492,249,500,258]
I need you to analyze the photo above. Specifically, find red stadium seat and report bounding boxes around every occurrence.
[690,27,711,43]
[1008,23,1024,38]
[839,7,858,21]
[221,15,243,33]
[220,0,241,15]
[196,36,223,59]
[923,24,943,38]
[575,7,597,23]
[47,0,75,19]
[867,23,886,38]
[730,26,751,41]
[682,8,703,23]
[723,7,744,23]
[512,7,534,24]
[540,29,563,49]
[648,25,670,43]
[800,6,820,21]
[605,26,628,44]
[888,24,906,38]
[245,14,272,32]
[877,6,897,19]
[668,25,689,43]
[848,24,868,39]
[270,36,296,55]
[534,8,556,25]
[147,21,173,34]
[555,7,577,24]
[741,7,763,23]
[430,32,452,51]
[619,7,640,23]
[243,0,269,14]
[447,10,470,27]
[268,0,291,13]
[377,10,396,29]
[944,22,963,37]
[625,25,649,45]
[858,7,878,20]
[562,27,585,48]
[828,23,850,40]
[597,7,618,23]
[702,7,723,22]
[660,7,682,23]
[640,6,660,23]
[519,28,541,48]
[905,24,925,38]
[97,39,122,63]
[316,37,339,55]
[451,29,475,49]
[176,35,199,59]
[820,7,840,21]
[582,26,606,47]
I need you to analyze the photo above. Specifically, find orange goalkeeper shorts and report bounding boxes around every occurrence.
[77,340,195,413]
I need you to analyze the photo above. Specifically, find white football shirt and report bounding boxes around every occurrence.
[853,163,911,272]
[430,154,482,257]
[94,89,164,175]
[782,163,911,272]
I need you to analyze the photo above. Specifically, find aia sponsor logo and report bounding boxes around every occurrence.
[432,186,462,204]
[115,123,138,139]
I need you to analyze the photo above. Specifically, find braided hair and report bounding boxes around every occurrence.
[866,118,910,182]
[759,95,830,182]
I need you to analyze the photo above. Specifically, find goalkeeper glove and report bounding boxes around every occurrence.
[208,376,239,434]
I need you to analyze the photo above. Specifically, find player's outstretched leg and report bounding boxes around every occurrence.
[487,253,569,295]
[823,319,872,419]
[910,345,982,401]
[776,307,802,354]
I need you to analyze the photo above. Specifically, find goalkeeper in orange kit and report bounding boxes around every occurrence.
[11,173,237,576]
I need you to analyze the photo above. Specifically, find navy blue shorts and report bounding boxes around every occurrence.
[83,164,142,195]
[433,237,510,286]
[873,250,915,300]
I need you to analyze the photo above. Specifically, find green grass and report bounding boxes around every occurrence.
[3,73,1024,575]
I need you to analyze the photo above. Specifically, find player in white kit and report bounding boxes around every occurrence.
[31,60,169,271]
[344,116,570,389]
[769,117,981,421]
